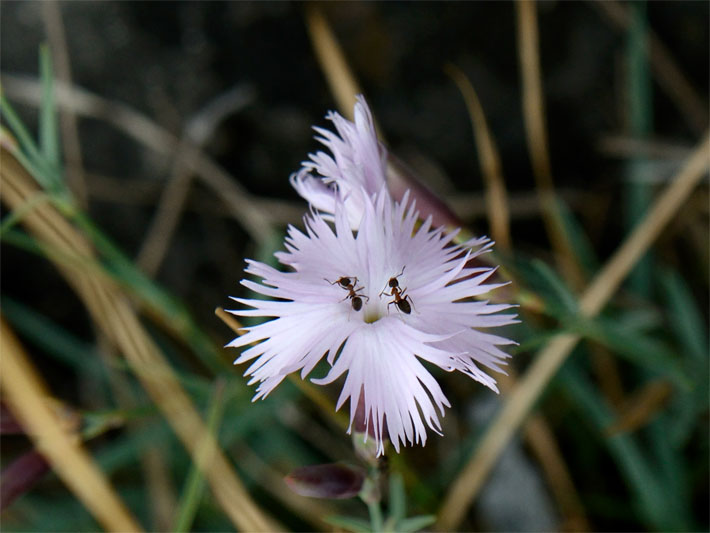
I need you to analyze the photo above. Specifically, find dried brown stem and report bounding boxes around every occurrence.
[1,150,281,532]
[0,319,142,532]
[516,0,585,290]
[436,133,709,530]
[445,63,512,251]
[593,0,708,135]
[1,75,274,245]
[304,5,363,121]
[136,85,255,277]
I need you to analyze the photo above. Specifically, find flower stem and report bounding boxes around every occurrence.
[367,498,384,532]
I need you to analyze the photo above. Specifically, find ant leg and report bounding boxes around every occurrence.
[379,287,393,298]
[404,294,416,312]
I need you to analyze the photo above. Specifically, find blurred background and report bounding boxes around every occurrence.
[1,1,708,531]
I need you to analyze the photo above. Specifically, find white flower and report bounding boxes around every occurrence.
[290,95,387,229]
[227,191,517,455]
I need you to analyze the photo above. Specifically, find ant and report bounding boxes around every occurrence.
[379,267,414,314]
[326,276,369,312]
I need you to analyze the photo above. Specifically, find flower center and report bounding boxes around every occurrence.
[362,308,382,324]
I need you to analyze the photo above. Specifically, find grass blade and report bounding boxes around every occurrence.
[560,363,687,530]
[173,379,227,532]
[39,45,61,171]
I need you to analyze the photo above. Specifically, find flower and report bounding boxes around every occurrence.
[227,190,517,455]
[290,95,387,229]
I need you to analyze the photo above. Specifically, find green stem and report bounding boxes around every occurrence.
[367,498,384,533]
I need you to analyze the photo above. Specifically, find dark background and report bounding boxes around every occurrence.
[1,2,708,531]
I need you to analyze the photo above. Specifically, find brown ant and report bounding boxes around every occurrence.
[379,267,414,314]
[328,276,357,290]
[326,276,369,312]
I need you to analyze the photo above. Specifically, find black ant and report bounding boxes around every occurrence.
[379,267,414,314]
[326,276,369,312]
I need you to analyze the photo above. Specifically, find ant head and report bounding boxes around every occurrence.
[388,266,406,287]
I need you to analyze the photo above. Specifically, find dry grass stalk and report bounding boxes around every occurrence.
[446,63,587,529]
[445,64,512,252]
[0,318,142,532]
[498,371,590,531]
[592,0,708,135]
[136,86,255,277]
[1,149,281,532]
[1,76,274,245]
[517,0,627,418]
[135,136,196,277]
[516,0,586,290]
[605,380,673,436]
[304,5,363,121]
[436,133,709,530]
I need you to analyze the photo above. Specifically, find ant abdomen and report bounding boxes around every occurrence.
[327,275,368,312]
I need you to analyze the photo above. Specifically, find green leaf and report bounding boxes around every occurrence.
[1,295,106,376]
[555,198,599,277]
[387,472,406,523]
[0,93,42,164]
[512,255,579,318]
[82,406,156,440]
[397,515,437,532]
[67,209,231,375]
[96,419,173,474]
[324,514,372,533]
[659,269,708,365]
[39,45,61,171]
[624,0,653,297]
[567,314,689,388]
[173,379,228,532]
[560,363,687,531]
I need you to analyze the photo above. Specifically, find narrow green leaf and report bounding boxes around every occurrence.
[560,364,685,531]
[96,419,173,474]
[567,315,689,388]
[659,269,708,364]
[647,418,692,526]
[324,514,372,533]
[39,45,61,171]
[515,256,578,317]
[173,379,227,532]
[668,385,707,447]
[82,406,156,440]
[68,209,230,375]
[0,136,54,194]
[387,472,406,523]
[0,93,42,164]
[1,295,105,376]
[555,198,599,277]
[397,515,437,532]
[625,0,653,297]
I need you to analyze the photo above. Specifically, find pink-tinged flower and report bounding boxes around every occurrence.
[290,95,387,228]
[227,191,517,455]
